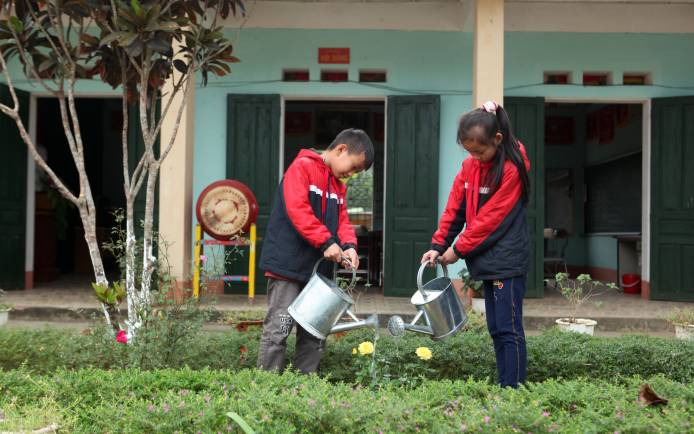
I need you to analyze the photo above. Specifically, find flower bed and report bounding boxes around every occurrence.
[1,368,692,433]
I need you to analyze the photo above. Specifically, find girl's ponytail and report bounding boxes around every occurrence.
[457,101,531,203]
[494,106,531,203]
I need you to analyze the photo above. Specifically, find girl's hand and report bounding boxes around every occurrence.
[421,250,440,266]
[439,247,460,265]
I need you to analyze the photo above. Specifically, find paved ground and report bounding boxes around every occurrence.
[3,274,693,335]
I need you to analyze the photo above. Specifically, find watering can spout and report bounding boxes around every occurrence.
[330,313,379,334]
[387,314,434,338]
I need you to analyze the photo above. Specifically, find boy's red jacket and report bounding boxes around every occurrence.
[260,149,357,282]
[432,144,531,280]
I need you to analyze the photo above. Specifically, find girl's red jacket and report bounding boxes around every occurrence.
[431,144,531,280]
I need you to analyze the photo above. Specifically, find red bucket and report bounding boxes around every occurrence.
[621,274,641,294]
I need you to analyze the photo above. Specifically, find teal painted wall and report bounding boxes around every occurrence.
[505,33,694,99]
[193,29,475,277]
[193,29,694,280]
[3,29,694,283]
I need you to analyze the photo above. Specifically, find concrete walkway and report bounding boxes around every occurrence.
[3,274,693,335]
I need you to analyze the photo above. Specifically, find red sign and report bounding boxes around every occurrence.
[319,48,350,64]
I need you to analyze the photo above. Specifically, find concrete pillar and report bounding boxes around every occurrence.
[473,0,504,107]
[158,68,196,281]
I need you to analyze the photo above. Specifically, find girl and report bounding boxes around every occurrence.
[421,100,531,388]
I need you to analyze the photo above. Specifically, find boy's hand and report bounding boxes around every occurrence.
[343,248,359,270]
[421,250,440,266]
[324,243,344,264]
[439,247,460,265]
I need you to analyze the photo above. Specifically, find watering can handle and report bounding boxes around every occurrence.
[311,257,357,290]
[417,261,448,300]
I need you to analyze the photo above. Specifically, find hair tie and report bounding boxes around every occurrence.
[481,100,499,114]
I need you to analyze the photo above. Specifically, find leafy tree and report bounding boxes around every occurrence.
[0,0,243,337]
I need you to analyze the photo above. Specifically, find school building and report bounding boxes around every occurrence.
[1,0,693,301]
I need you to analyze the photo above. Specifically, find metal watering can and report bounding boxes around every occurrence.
[288,258,378,340]
[387,261,467,340]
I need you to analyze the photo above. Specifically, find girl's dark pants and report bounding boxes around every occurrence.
[483,276,527,388]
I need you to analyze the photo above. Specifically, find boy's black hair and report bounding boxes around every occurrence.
[328,128,375,170]
[457,106,531,203]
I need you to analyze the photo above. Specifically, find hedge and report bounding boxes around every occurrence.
[1,368,692,433]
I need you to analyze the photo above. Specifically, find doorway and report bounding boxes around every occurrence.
[283,100,385,287]
[32,97,125,287]
[543,102,644,289]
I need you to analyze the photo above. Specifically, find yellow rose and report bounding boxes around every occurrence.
[415,346,432,361]
[358,341,375,356]
[352,348,357,355]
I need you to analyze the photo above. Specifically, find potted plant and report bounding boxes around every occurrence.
[666,308,694,341]
[0,289,12,327]
[458,268,485,314]
[553,273,618,335]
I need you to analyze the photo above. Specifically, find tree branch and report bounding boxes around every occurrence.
[151,74,184,140]
[120,54,131,193]
[139,55,152,145]
[6,21,61,95]
[45,1,74,65]
[131,152,149,198]
[22,0,69,66]
[0,49,78,205]
[55,94,80,158]
[157,75,192,163]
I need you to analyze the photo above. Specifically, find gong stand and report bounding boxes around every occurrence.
[193,180,259,301]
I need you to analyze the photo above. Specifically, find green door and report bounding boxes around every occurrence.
[650,96,694,301]
[0,84,29,289]
[226,94,280,294]
[384,95,440,296]
[505,97,545,297]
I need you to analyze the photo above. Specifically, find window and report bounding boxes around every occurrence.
[320,70,348,82]
[359,70,387,83]
[544,72,571,85]
[623,73,650,86]
[583,72,611,86]
[283,69,310,82]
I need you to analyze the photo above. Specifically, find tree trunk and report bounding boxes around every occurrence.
[77,204,117,329]
[141,162,159,304]
[124,198,138,337]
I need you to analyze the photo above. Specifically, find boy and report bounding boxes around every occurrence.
[258,128,375,374]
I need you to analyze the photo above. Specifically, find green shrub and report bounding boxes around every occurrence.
[1,324,693,385]
[1,368,693,433]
